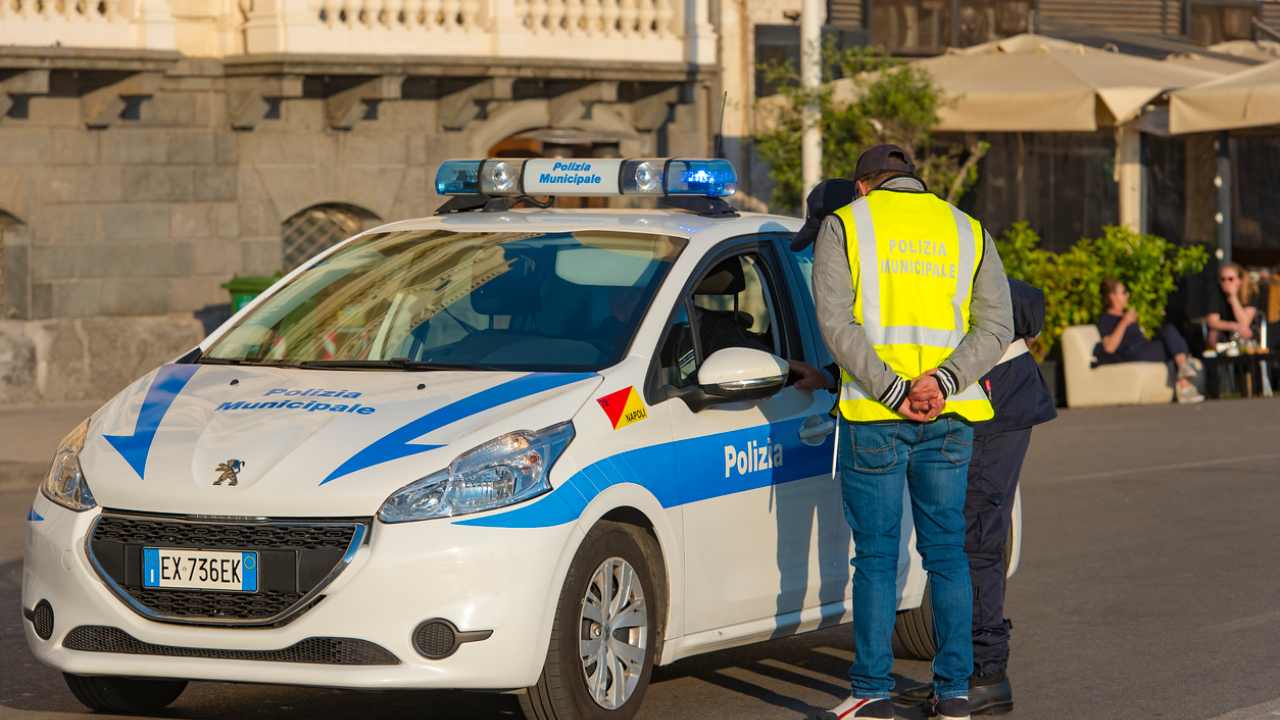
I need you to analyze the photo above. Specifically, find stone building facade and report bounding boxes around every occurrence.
[0,0,719,403]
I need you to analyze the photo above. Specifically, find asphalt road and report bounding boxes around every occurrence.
[3,398,1280,719]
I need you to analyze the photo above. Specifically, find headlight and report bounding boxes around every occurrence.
[42,418,96,512]
[378,421,575,524]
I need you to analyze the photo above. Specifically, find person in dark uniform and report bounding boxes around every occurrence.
[949,278,1057,715]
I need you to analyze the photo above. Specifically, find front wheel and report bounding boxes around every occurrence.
[519,521,662,720]
[63,674,187,714]
[892,580,937,661]
[891,522,1018,661]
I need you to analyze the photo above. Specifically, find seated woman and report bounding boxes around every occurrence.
[1096,278,1204,404]
[1206,262,1262,346]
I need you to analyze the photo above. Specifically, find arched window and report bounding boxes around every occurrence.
[281,204,381,270]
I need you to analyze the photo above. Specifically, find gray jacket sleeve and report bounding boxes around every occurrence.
[935,231,1014,396]
[813,215,910,410]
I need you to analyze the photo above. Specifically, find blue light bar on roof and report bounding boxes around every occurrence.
[434,158,738,200]
[435,160,482,195]
[666,159,737,197]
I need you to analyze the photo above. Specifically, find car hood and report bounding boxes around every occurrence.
[79,364,602,517]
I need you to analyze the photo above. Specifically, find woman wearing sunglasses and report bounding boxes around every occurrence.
[1206,262,1262,346]
[1096,278,1204,404]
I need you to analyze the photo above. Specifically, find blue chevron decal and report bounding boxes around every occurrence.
[103,365,199,480]
[321,372,595,485]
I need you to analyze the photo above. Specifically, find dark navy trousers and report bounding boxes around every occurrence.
[965,427,1032,677]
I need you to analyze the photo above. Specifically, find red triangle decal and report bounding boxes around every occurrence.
[596,387,632,428]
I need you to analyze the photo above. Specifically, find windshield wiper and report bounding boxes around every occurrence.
[296,358,493,372]
[197,357,300,368]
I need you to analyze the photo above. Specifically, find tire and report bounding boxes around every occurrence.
[63,674,187,714]
[892,579,937,661]
[519,521,663,720]
[891,523,1017,661]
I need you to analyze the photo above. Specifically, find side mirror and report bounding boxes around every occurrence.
[697,347,789,402]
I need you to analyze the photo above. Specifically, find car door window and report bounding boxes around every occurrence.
[690,254,780,357]
[657,251,793,390]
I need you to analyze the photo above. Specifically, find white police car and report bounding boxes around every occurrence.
[24,158,1020,719]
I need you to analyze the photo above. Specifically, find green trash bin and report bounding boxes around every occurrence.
[221,275,281,313]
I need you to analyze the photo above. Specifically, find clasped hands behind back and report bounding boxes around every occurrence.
[896,369,944,423]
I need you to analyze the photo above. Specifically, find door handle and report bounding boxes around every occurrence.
[798,416,836,446]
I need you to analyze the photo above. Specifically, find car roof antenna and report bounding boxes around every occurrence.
[714,91,728,160]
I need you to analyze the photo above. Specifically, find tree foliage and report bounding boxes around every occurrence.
[997,222,1209,360]
[755,45,987,213]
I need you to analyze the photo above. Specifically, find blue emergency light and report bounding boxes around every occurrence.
[434,158,737,199]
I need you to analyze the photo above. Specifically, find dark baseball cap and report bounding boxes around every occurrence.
[790,178,858,251]
[853,144,916,182]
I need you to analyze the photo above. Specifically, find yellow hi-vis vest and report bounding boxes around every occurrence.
[835,190,995,423]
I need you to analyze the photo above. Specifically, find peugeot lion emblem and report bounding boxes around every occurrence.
[213,459,245,486]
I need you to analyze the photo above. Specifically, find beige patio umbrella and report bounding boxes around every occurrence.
[1207,40,1280,61]
[1170,59,1280,134]
[830,34,1220,132]
[1164,40,1279,75]
[1164,52,1255,75]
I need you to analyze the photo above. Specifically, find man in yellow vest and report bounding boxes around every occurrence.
[812,145,1013,720]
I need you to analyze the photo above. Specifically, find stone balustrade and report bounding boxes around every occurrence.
[0,0,177,51]
[0,0,715,65]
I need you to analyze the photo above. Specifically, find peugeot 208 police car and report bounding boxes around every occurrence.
[23,158,1021,719]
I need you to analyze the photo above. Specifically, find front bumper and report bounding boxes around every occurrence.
[22,496,578,689]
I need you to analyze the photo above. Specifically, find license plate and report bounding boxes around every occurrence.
[142,547,258,592]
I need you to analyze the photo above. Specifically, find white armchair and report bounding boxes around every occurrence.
[1061,325,1173,408]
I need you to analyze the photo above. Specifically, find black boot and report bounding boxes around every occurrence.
[968,672,1013,716]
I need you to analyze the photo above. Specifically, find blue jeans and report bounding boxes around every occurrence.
[839,417,974,700]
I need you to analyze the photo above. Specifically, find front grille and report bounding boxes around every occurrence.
[88,511,368,627]
[64,625,399,666]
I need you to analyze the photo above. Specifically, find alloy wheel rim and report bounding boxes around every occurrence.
[578,556,648,709]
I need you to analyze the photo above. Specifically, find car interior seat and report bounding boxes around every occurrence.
[692,258,772,356]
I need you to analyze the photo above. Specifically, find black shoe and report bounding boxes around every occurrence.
[813,697,895,719]
[969,673,1013,716]
[931,696,970,720]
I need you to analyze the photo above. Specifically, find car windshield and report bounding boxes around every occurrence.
[203,229,686,372]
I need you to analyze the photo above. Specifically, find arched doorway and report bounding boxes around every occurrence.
[488,128,621,209]
[281,203,381,271]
